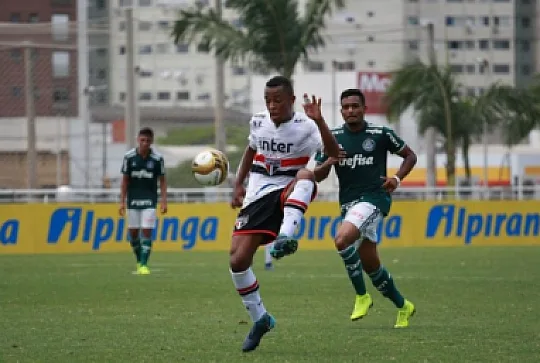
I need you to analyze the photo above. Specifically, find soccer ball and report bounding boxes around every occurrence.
[191,149,230,186]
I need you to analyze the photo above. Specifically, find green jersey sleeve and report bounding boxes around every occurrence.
[314,149,328,165]
[121,155,131,175]
[158,156,165,176]
[384,127,406,154]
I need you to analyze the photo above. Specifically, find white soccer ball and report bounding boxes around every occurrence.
[191,149,230,186]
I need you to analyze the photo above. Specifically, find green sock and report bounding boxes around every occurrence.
[140,238,152,266]
[368,266,405,308]
[338,245,367,295]
[130,238,141,263]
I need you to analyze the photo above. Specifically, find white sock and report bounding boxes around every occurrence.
[230,268,267,322]
[265,243,273,264]
[279,179,314,237]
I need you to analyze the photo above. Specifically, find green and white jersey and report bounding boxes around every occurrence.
[315,122,405,216]
[121,148,165,210]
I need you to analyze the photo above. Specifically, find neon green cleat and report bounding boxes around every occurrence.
[138,265,151,275]
[350,293,373,321]
[394,300,415,328]
[136,263,142,272]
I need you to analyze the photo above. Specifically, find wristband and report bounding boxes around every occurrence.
[392,175,401,186]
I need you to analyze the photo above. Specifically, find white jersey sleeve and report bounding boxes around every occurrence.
[305,118,323,155]
[247,112,265,150]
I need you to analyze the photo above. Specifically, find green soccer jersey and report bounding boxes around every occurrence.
[121,148,165,210]
[315,122,406,217]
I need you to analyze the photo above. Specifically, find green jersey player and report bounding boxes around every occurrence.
[314,89,418,328]
[119,127,168,275]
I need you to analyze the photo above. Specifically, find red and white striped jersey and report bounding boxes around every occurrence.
[242,110,323,208]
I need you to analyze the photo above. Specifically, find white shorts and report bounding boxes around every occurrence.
[127,209,156,229]
[343,202,382,243]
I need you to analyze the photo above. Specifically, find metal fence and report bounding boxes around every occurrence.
[0,185,539,204]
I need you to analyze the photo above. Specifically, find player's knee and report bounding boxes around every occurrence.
[229,247,250,272]
[295,168,316,182]
[334,232,354,251]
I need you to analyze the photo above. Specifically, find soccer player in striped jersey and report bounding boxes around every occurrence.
[229,76,340,352]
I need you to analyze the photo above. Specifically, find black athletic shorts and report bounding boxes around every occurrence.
[232,189,285,244]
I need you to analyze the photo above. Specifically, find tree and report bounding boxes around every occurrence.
[475,78,540,146]
[172,0,345,79]
[384,61,460,186]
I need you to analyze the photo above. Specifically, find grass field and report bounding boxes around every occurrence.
[2,247,540,363]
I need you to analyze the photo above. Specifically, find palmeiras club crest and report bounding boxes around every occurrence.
[362,138,376,152]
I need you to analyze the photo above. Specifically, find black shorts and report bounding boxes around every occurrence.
[232,189,286,244]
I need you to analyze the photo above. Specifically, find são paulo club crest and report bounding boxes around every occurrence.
[235,215,249,229]
[362,138,376,152]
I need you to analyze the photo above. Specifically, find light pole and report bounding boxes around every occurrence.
[477,57,490,196]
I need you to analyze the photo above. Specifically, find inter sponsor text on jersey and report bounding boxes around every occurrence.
[243,110,323,208]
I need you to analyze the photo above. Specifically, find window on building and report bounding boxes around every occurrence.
[138,69,153,77]
[96,48,107,57]
[177,91,190,101]
[232,67,246,76]
[139,0,152,6]
[156,43,169,54]
[139,92,152,100]
[53,87,70,103]
[521,17,530,28]
[197,93,211,101]
[447,40,463,50]
[11,49,22,62]
[481,16,490,26]
[95,0,106,9]
[157,91,171,100]
[493,40,510,49]
[138,45,152,54]
[367,60,375,68]
[466,88,476,97]
[522,65,531,75]
[51,14,69,41]
[10,13,21,23]
[465,40,475,49]
[119,0,133,6]
[446,16,455,26]
[334,61,355,71]
[97,92,107,104]
[521,40,530,52]
[12,86,22,98]
[197,43,210,53]
[367,11,374,18]
[408,16,419,25]
[466,64,475,74]
[157,21,169,30]
[176,44,189,53]
[305,61,324,72]
[119,92,126,102]
[479,39,489,49]
[28,13,39,23]
[139,21,152,31]
[97,69,106,79]
[367,35,374,42]
[492,64,510,74]
[52,51,70,78]
[408,40,419,50]
[119,46,126,55]
[449,64,464,73]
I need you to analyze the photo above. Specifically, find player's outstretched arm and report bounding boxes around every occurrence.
[303,94,340,158]
[314,161,333,182]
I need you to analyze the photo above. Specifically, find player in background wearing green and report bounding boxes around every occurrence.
[119,127,168,275]
[314,89,418,328]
